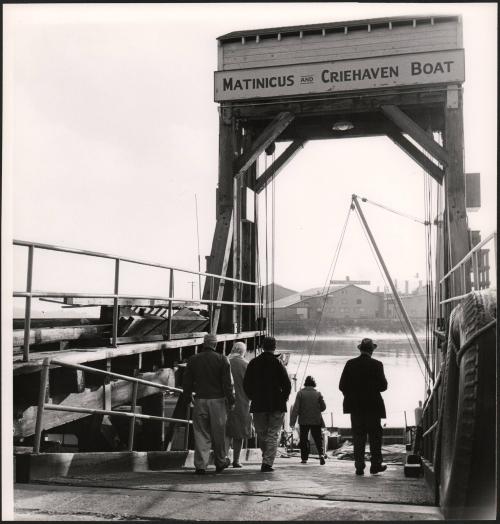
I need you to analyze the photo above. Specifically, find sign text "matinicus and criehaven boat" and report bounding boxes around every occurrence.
[214,49,464,102]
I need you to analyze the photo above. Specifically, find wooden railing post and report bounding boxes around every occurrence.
[112,259,120,348]
[23,245,34,362]
[34,358,51,453]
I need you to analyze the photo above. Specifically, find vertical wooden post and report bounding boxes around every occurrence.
[168,269,174,340]
[112,259,120,348]
[23,245,34,362]
[444,86,470,296]
[34,358,51,453]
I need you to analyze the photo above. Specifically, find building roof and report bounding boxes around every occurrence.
[269,293,305,309]
[217,15,460,42]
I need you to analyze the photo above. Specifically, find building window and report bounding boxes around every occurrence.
[356,299,362,304]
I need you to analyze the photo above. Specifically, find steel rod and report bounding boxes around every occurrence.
[168,269,174,341]
[112,259,120,348]
[23,245,34,362]
[439,231,496,284]
[352,195,433,380]
[13,239,258,286]
[127,378,139,451]
[43,404,192,424]
[33,358,51,453]
[13,291,259,307]
[50,359,183,393]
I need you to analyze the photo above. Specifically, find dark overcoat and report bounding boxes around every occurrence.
[243,351,292,413]
[339,353,387,418]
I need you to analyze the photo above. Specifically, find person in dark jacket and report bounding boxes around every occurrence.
[183,333,235,475]
[339,338,388,476]
[290,375,327,464]
[243,336,291,472]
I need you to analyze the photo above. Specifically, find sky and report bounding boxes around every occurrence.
[3,2,497,313]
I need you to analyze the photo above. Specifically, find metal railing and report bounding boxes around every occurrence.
[14,239,262,361]
[422,230,496,485]
[34,357,191,454]
[438,231,496,306]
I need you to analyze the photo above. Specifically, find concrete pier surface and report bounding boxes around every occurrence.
[14,456,441,521]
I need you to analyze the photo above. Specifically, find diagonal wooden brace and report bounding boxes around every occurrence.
[381,104,449,167]
[255,140,306,193]
[386,130,444,184]
[234,112,295,178]
[202,209,234,333]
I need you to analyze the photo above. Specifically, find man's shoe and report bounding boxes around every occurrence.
[300,460,307,464]
[370,464,387,475]
[319,456,326,465]
[355,468,364,475]
[232,462,242,468]
[194,469,205,475]
[261,464,274,472]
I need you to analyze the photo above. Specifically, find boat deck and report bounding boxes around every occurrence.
[14,456,441,521]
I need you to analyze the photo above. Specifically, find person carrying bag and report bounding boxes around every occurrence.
[290,375,327,465]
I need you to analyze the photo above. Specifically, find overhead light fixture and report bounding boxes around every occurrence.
[332,120,354,131]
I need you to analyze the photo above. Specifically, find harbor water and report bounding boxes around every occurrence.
[277,334,427,428]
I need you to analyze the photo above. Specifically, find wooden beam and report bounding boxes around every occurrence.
[386,130,444,184]
[13,324,111,348]
[444,86,470,296]
[13,331,263,375]
[255,140,306,193]
[234,112,295,177]
[381,104,449,166]
[202,209,234,333]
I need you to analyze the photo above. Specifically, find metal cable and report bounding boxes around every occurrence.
[356,195,429,225]
[297,204,353,386]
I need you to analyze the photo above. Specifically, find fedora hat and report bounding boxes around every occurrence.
[358,338,377,351]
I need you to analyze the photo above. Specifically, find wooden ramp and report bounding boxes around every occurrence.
[14,456,441,521]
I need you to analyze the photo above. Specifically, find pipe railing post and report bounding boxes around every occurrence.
[168,269,174,341]
[112,258,120,348]
[127,371,139,451]
[183,404,192,451]
[34,358,51,453]
[473,251,480,291]
[23,245,34,362]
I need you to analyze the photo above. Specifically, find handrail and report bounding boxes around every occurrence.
[13,239,258,286]
[439,231,496,284]
[34,357,190,453]
[14,239,264,361]
[14,291,260,307]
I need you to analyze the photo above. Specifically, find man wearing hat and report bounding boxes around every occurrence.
[339,338,388,476]
[183,333,235,474]
[243,336,291,472]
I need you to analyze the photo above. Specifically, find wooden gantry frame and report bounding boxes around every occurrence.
[205,17,470,344]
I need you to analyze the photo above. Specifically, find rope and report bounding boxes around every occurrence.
[297,204,353,386]
[357,195,430,226]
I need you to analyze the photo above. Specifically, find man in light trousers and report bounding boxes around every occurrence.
[243,336,292,472]
[183,333,235,474]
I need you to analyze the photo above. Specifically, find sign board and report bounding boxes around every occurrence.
[215,49,465,102]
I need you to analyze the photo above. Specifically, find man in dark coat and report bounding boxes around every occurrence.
[243,336,291,472]
[339,338,388,475]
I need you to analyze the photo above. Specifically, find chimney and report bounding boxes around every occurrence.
[405,280,409,295]
[346,276,350,281]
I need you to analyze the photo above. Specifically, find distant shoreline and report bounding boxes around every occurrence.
[272,318,426,336]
